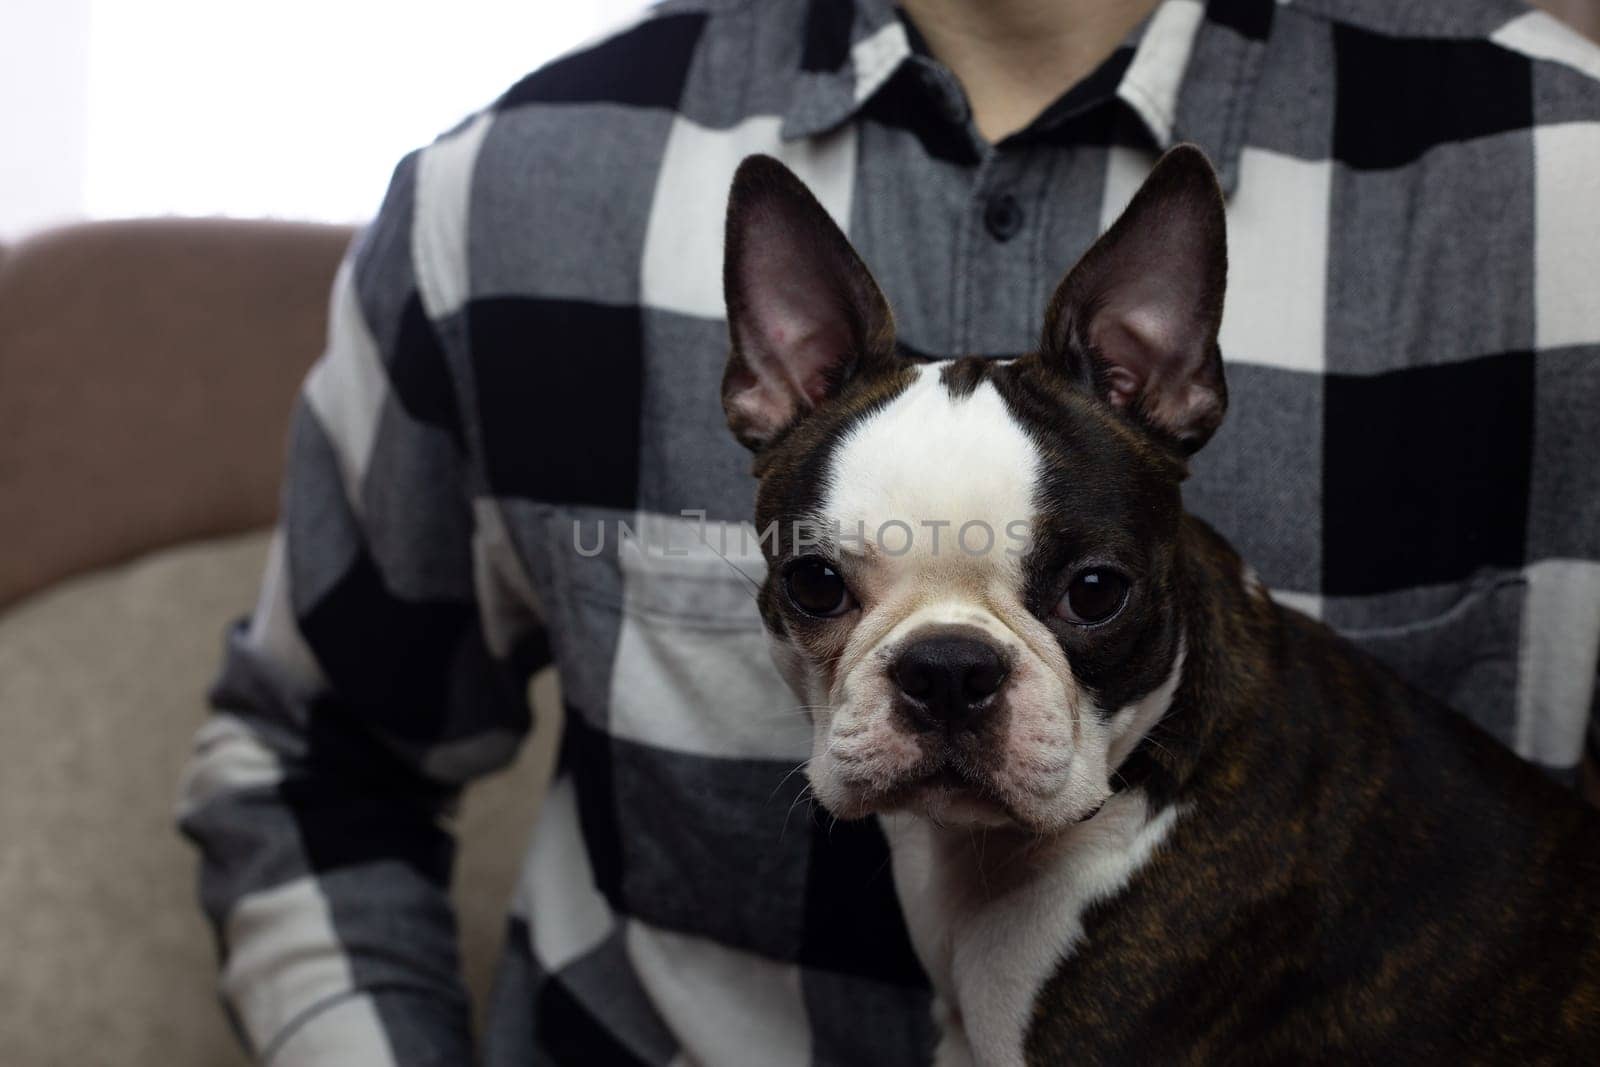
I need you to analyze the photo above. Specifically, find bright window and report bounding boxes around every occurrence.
[82,1,647,224]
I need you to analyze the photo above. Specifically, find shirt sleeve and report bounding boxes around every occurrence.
[176,132,549,1065]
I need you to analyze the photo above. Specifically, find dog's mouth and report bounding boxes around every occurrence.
[867,762,1017,827]
[819,689,1109,832]
[837,752,1109,832]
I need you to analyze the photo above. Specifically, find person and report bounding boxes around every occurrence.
[176,0,1600,1061]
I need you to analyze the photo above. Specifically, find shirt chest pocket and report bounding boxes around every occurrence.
[1335,570,1527,751]
[540,511,812,763]
[527,512,827,959]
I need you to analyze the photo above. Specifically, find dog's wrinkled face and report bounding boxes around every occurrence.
[721,147,1228,834]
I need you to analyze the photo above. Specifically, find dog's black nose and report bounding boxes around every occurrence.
[893,635,1007,729]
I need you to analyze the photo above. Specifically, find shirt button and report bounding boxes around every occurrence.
[984,193,1023,242]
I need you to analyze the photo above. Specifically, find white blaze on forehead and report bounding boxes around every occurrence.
[821,365,1041,560]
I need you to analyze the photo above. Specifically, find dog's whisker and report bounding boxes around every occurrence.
[1139,735,1178,761]
[769,757,814,802]
[692,535,764,599]
[742,704,834,722]
[778,784,815,844]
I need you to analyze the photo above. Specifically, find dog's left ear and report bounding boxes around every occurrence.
[722,155,896,452]
[1041,144,1228,454]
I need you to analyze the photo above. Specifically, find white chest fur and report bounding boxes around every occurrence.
[883,793,1181,1066]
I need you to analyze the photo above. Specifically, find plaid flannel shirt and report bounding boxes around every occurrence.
[177,0,1600,1062]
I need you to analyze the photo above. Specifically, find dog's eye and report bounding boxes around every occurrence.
[1056,569,1129,626]
[785,557,855,618]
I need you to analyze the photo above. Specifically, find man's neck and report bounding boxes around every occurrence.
[898,0,1162,143]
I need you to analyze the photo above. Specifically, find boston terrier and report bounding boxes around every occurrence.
[719,146,1600,1064]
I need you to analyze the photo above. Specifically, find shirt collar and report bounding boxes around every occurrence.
[781,0,1276,196]
[782,0,909,142]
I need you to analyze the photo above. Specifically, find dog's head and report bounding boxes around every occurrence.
[721,147,1227,834]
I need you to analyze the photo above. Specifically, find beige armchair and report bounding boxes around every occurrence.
[0,219,556,1066]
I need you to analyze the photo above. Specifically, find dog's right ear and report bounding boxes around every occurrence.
[722,155,895,452]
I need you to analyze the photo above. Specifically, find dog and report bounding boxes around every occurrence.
[718,146,1600,1064]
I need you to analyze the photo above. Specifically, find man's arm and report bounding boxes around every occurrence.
[177,136,548,1064]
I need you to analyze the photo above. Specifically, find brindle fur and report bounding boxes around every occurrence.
[1026,515,1600,1063]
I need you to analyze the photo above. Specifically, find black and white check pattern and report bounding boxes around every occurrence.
[177,0,1600,1061]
